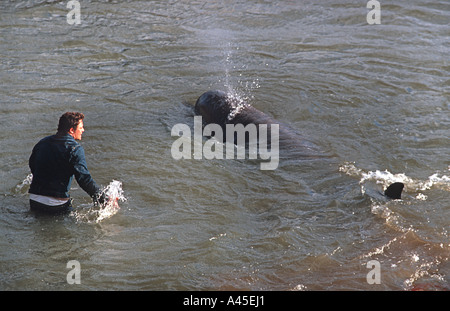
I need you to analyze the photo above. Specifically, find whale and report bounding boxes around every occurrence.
[195,90,323,158]
[194,90,404,200]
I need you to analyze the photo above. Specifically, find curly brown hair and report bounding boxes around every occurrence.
[57,112,84,134]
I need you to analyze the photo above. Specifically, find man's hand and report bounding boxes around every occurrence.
[93,191,108,206]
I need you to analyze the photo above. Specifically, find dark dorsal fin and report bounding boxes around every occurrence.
[384,182,404,199]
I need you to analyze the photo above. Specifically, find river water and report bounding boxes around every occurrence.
[0,0,449,291]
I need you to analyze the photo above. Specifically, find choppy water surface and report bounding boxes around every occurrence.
[1,0,449,290]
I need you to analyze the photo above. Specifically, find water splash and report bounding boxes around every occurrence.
[219,43,261,121]
[226,93,251,121]
[13,173,33,195]
[72,180,126,223]
[95,180,126,223]
[339,162,450,233]
[339,162,450,196]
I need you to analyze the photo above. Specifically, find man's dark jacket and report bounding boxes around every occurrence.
[29,133,100,199]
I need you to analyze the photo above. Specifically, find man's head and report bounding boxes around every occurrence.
[57,112,85,140]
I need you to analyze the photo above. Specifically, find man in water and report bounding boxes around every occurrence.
[28,112,104,215]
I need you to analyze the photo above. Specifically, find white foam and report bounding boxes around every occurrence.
[72,180,126,223]
[339,162,450,195]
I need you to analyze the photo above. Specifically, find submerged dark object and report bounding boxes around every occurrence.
[194,90,406,201]
[384,182,404,199]
[194,90,324,157]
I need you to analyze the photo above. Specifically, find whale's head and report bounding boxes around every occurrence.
[195,90,233,126]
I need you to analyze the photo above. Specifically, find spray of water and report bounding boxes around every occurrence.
[72,180,126,223]
[14,173,33,195]
[94,180,126,223]
[198,27,261,121]
[219,43,261,121]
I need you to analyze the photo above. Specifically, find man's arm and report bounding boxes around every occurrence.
[70,145,104,203]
